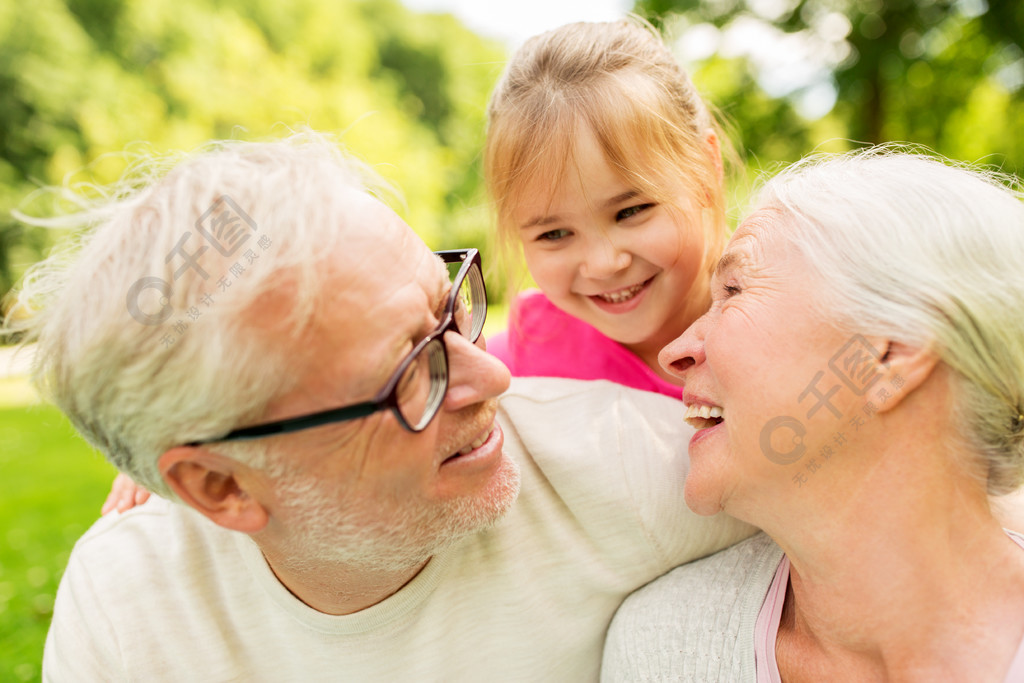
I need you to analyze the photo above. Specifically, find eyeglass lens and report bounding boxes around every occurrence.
[396,258,486,429]
[396,339,448,430]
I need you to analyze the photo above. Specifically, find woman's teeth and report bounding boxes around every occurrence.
[598,281,646,303]
[683,403,724,430]
[684,404,723,420]
[458,429,490,455]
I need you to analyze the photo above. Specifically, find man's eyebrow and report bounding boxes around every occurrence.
[430,256,450,315]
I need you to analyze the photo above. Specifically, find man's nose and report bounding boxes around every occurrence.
[442,330,511,411]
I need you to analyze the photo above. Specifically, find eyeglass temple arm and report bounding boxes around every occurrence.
[191,401,382,445]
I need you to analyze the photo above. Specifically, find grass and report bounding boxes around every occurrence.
[0,380,118,681]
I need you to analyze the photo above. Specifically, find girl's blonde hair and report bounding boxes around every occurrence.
[484,18,729,274]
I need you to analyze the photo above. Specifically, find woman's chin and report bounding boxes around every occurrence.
[682,479,725,517]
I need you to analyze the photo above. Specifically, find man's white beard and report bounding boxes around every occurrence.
[270,455,522,574]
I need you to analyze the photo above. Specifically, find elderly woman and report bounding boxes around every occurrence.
[602,151,1024,682]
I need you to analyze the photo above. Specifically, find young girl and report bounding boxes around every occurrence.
[103,18,730,512]
[483,18,730,398]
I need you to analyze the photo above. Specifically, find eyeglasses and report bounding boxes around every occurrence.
[188,249,487,445]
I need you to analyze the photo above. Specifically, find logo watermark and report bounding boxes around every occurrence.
[125,196,273,347]
[758,334,903,486]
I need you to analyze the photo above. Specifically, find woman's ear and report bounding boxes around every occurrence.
[872,339,941,415]
[158,447,269,533]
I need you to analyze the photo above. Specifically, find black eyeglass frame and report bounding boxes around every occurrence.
[186,249,485,445]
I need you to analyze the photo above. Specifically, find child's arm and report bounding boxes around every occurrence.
[101,473,151,514]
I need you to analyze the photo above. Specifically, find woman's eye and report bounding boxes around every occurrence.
[537,228,571,242]
[616,204,653,221]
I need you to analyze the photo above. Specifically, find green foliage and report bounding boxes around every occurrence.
[0,400,118,680]
[635,0,1024,177]
[0,0,508,307]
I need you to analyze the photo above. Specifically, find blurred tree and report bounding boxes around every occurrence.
[636,0,1024,175]
[0,0,506,311]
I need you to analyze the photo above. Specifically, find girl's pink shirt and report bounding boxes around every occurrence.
[487,290,682,400]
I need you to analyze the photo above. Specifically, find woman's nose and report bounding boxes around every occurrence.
[659,313,709,380]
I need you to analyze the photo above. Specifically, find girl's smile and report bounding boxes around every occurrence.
[588,276,654,312]
[514,126,710,367]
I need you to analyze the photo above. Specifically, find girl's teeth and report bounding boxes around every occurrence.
[598,282,645,303]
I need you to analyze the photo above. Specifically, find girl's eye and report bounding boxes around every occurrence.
[537,228,571,242]
[616,203,653,221]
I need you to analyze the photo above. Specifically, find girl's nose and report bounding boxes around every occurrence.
[580,237,630,279]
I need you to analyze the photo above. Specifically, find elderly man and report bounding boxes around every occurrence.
[13,133,751,680]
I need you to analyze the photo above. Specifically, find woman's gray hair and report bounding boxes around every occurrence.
[5,131,398,497]
[754,148,1024,494]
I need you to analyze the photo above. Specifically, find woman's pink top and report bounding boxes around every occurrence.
[486,290,681,399]
[754,532,1024,682]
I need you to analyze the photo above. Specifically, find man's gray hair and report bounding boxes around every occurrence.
[6,131,398,497]
[755,148,1024,494]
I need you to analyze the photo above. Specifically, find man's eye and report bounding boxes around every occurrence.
[537,228,571,242]
[437,291,451,319]
[616,204,653,221]
[453,293,472,329]
[395,352,429,408]
[397,360,419,394]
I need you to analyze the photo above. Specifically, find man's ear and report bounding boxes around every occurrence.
[158,447,269,533]
[873,339,941,415]
[704,128,723,182]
